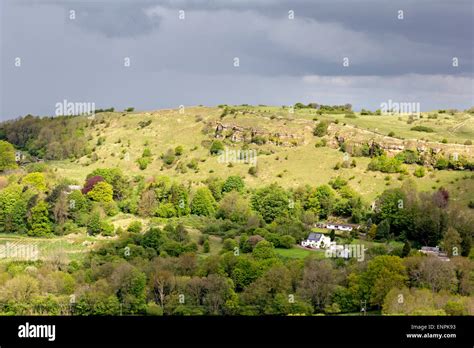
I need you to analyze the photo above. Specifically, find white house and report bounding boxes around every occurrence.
[301,233,331,249]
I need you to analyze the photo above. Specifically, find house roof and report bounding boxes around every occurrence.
[307,233,322,241]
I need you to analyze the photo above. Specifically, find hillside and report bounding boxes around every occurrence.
[45,105,474,205]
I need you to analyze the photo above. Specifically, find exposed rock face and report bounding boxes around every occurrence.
[327,123,474,161]
[214,122,304,146]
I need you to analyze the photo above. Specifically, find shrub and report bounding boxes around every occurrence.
[191,187,217,216]
[434,157,449,170]
[410,126,434,133]
[388,131,395,137]
[162,149,175,166]
[368,155,404,173]
[248,166,258,176]
[395,150,420,164]
[87,181,114,202]
[22,172,47,192]
[174,146,184,156]
[142,148,152,157]
[100,221,115,236]
[210,141,224,155]
[127,221,143,233]
[82,176,104,194]
[464,140,472,145]
[313,121,329,137]
[222,176,244,193]
[137,157,151,170]
[413,166,425,178]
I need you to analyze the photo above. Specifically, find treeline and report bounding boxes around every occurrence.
[0,115,89,160]
[0,240,472,316]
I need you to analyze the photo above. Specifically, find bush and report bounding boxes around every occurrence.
[100,221,115,236]
[434,157,449,170]
[248,166,258,176]
[222,176,244,193]
[87,181,114,202]
[174,146,184,156]
[464,140,472,145]
[410,126,434,133]
[368,155,404,173]
[137,157,151,170]
[162,149,175,166]
[388,131,395,137]
[127,221,143,233]
[413,166,425,178]
[395,150,420,164]
[210,141,224,155]
[313,121,329,137]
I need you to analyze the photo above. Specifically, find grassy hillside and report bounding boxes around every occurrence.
[48,106,473,205]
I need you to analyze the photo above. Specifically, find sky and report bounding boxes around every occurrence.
[0,0,473,120]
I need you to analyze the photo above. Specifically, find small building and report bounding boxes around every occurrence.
[301,233,331,249]
[319,222,360,232]
[419,246,450,261]
[64,185,83,195]
[15,151,26,163]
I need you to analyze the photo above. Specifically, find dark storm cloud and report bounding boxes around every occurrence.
[0,0,472,119]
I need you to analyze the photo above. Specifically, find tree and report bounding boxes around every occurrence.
[222,176,244,193]
[252,240,276,259]
[22,172,47,192]
[216,191,251,224]
[251,184,291,223]
[418,256,456,292]
[203,239,210,253]
[87,211,101,235]
[0,140,17,171]
[313,185,335,219]
[87,168,129,199]
[402,240,411,257]
[191,187,217,216]
[367,223,377,240]
[359,255,407,307]
[138,190,157,217]
[376,219,391,241]
[28,201,52,236]
[0,184,22,233]
[82,175,104,194]
[299,259,338,311]
[87,181,113,203]
[442,227,462,257]
[53,192,69,224]
[149,260,176,309]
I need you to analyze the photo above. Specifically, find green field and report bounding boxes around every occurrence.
[275,247,326,259]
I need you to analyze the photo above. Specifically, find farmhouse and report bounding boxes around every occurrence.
[301,233,331,249]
